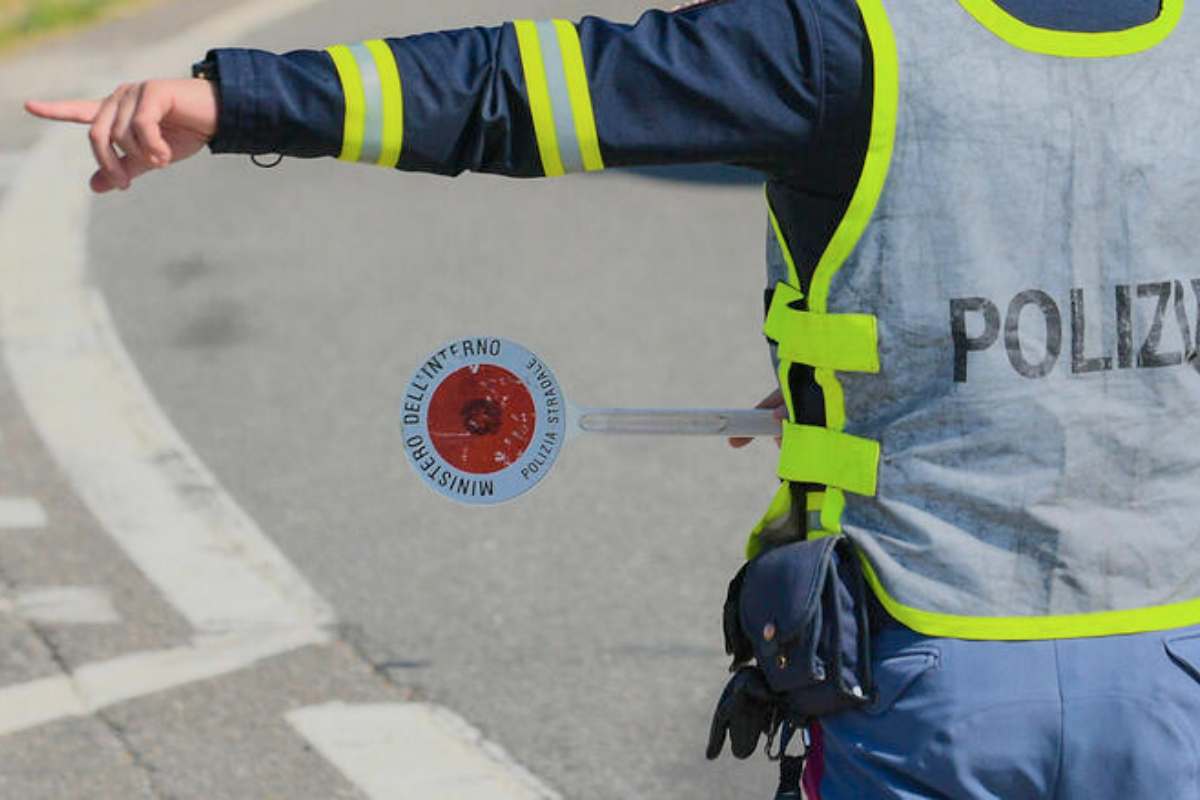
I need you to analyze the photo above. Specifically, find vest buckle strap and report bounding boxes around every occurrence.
[764,283,881,374]
[778,423,881,497]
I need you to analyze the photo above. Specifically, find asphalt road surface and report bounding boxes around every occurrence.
[3,1,784,797]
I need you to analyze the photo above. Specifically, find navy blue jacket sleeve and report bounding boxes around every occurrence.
[206,0,834,178]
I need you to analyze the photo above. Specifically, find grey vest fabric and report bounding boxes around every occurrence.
[831,2,1200,619]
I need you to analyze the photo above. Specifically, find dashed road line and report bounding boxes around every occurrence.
[0,627,325,737]
[0,497,47,530]
[287,703,563,800]
[2,586,121,626]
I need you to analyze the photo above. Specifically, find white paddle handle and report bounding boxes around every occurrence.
[575,408,781,437]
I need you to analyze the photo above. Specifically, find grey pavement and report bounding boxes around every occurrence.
[3,0,783,797]
[0,0,258,204]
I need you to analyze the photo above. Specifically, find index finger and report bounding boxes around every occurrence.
[24,99,103,124]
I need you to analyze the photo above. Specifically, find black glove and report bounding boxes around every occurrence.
[705,666,780,761]
[722,563,755,670]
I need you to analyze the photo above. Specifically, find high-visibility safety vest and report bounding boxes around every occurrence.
[754,0,1200,640]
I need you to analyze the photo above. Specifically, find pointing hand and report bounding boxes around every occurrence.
[24,78,219,194]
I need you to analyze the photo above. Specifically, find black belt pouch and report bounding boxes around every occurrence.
[738,536,873,717]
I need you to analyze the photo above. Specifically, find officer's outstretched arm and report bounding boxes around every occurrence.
[28,0,827,191]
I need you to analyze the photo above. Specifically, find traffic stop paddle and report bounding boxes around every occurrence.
[400,337,780,505]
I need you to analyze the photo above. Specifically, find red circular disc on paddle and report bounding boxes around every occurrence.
[427,364,537,474]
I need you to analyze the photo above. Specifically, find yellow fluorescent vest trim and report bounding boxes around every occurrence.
[746,483,794,560]
[326,45,366,163]
[807,1,898,316]
[764,201,800,443]
[955,0,1183,58]
[764,287,880,373]
[778,423,880,497]
[514,20,565,177]
[553,20,605,172]
[747,488,832,558]
[760,0,891,555]
[767,195,801,288]
[799,0,897,542]
[860,554,1200,640]
[364,39,404,168]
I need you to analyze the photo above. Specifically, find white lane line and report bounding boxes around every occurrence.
[0,101,333,638]
[0,0,335,735]
[286,703,563,800]
[0,497,47,530]
[1,7,559,796]
[0,627,325,737]
[6,586,121,625]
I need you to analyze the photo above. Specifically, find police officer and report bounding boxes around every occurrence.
[26,1,1200,797]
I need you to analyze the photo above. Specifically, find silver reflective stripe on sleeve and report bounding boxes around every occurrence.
[535,20,585,175]
[348,43,385,166]
[513,18,605,177]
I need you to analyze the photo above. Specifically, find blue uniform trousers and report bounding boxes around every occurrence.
[810,620,1200,799]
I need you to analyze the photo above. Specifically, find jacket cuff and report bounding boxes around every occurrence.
[204,46,345,159]
[208,48,267,154]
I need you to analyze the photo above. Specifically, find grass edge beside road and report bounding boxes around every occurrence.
[0,0,159,54]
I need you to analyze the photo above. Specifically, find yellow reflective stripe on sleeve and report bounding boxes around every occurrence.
[767,195,800,288]
[515,19,605,176]
[327,41,403,167]
[777,423,880,497]
[326,44,366,163]
[857,552,1200,641]
[765,286,880,373]
[553,19,605,172]
[955,0,1182,58]
[364,39,404,168]
[514,20,565,177]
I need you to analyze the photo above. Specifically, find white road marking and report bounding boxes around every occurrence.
[0,6,558,797]
[0,0,334,731]
[5,586,121,625]
[0,42,333,642]
[0,497,47,530]
[287,703,563,800]
[0,627,326,737]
